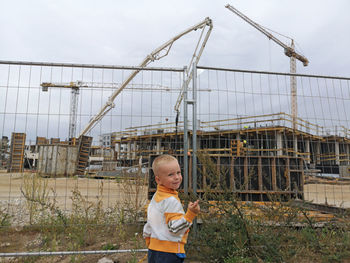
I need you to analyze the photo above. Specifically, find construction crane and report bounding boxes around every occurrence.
[225,4,309,130]
[41,81,175,139]
[41,81,87,139]
[78,17,213,138]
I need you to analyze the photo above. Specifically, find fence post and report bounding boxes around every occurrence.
[183,66,189,196]
[191,62,198,233]
[192,62,198,198]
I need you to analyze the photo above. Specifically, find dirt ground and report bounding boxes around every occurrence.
[0,171,148,212]
[0,171,150,263]
[304,183,350,208]
[1,171,350,211]
[0,171,350,262]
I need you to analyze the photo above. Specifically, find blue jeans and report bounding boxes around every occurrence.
[148,249,185,263]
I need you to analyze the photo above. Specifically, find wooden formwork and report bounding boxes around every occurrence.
[148,154,304,201]
[7,132,26,173]
[75,135,93,175]
[37,144,78,176]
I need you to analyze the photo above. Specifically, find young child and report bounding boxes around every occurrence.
[143,154,200,263]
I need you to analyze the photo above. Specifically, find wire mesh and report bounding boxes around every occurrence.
[0,61,350,256]
[196,66,350,207]
[0,62,185,228]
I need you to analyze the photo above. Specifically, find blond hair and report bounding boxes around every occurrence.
[152,154,177,176]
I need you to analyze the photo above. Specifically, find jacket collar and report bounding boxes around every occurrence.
[157,185,178,196]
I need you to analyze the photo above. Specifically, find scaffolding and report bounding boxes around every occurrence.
[111,113,350,168]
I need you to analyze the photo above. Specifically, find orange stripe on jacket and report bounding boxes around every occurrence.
[165,212,183,224]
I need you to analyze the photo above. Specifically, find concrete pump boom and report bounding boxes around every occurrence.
[78,17,213,137]
[174,18,213,113]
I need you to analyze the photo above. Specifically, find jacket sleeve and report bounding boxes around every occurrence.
[164,197,198,234]
[143,222,151,247]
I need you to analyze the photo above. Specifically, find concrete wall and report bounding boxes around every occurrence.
[38,145,78,176]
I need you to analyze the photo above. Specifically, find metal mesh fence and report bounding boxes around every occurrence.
[0,60,349,256]
[195,66,350,207]
[0,61,185,228]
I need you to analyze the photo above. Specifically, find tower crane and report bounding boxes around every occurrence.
[40,81,174,140]
[78,17,213,138]
[41,81,87,139]
[225,4,309,130]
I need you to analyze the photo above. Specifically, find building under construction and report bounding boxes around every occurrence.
[110,113,349,168]
[107,112,350,201]
[3,112,350,201]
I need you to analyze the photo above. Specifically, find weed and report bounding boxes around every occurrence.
[0,206,11,227]
[102,242,120,250]
[186,153,350,263]
[119,165,148,221]
[20,173,50,224]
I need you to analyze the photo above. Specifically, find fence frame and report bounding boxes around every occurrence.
[1,59,350,258]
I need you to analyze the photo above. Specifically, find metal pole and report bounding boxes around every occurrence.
[183,66,189,196]
[196,65,350,80]
[0,249,148,258]
[192,62,197,197]
[191,62,198,234]
[0,60,184,72]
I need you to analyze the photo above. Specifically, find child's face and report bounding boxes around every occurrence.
[155,159,182,190]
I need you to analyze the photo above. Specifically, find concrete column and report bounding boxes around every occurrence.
[335,141,340,165]
[132,141,137,159]
[156,138,161,155]
[316,141,321,165]
[236,133,241,141]
[117,142,121,160]
[127,141,131,159]
[305,139,310,164]
[197,137,201,151]
[187,136,191,153]
[293,136,298,157]
[276,133,283,156]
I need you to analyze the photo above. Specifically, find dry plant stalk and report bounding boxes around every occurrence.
[20,173,50,224]
[119,165,148,220]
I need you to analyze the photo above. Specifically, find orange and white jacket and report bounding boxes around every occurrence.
[143,185,197,254]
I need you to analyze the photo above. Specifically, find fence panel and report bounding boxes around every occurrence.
[196,66,350,207]
[0,62,185,229]
[0,61,350,258]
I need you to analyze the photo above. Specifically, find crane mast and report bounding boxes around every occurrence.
[41,81,87,139]
[78,17,212,138]
[225,4,309,130]
[69,87,79,138]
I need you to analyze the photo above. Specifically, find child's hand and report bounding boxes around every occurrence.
[188,200,200,214]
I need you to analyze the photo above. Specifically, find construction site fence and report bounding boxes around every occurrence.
[0,60,350,257]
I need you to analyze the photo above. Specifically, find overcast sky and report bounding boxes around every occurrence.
[1,0,350,77]
[1,0,350,142]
